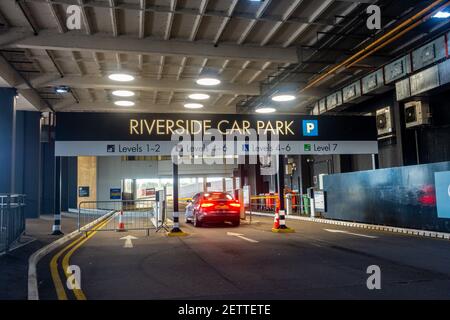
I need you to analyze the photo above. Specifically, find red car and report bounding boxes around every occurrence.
[187,192,241,227]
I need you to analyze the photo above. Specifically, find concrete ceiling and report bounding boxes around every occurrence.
[0,0,443,114]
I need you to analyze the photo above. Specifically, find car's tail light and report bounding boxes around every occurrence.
[230,203,241,208]
[201,202,215,208]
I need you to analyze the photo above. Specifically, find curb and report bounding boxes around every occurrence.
[249,212,450,240]
[27,210,116,300]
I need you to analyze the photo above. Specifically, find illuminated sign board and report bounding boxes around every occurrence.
[55,113,378,156]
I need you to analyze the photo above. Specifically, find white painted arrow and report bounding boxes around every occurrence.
[324,229,378,239]
[120,235,138,248]
[227,232,259,243]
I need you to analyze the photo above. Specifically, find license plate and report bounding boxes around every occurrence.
[216,205,229,210]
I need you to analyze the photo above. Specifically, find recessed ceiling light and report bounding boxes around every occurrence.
[433,11,450,18]
[188,93,210,100]
[255,107,276,114]
[55,86,70,94]
[112,90,135,97]
[114,100,135,107]
[184,103,204,109]
[196,78,221,86]
[272,94,296,102]
[108,73,135,82]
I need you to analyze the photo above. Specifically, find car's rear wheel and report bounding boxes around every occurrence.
[231,219,240,227]
[193,213,202,227]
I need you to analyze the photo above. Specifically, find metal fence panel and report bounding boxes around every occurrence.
[78,199,156,233]
[0,194,26,254]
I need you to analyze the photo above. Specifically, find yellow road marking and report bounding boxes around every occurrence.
[50,217,112,300]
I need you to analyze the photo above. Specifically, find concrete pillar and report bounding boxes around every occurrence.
[0,88,16,193]
[41,126,55,215]
[61,157,69,212]
[52,156,63,235]
[67,157,78,209]
[22,112,42,218]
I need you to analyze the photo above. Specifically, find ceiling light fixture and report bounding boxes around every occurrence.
[197,68,221,86]
[108,73,135,82]
[255,107,276,114]
[272,94,296,102]
[184,103,204,109]
[114,100,135,107]
[188,93,210,100]
[433,11,450,18]
[55,86,70,94]
[112,90,135,97]
[196,78,221,86]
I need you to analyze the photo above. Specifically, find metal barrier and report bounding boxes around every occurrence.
[248,193,310,217]
[78,199,156,234]
[0,194,26,254]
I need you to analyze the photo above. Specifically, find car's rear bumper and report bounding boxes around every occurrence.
[198,212,240,223]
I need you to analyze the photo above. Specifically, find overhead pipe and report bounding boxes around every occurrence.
[301,0,450,91]
[239,3,369,112]
[346,1,450,68]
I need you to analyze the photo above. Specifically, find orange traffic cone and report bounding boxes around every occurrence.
[273,211,280,229]
[116,210,126,232]
[272,210,295,233]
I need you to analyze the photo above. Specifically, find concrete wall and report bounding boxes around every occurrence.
[77,156,97,205]
[97,157,158,202]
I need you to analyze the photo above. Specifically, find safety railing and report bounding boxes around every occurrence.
[248,193,311,216]
[78,199,156,234]
[0,194,26,254]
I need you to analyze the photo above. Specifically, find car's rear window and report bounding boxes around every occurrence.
[204,193,233,201]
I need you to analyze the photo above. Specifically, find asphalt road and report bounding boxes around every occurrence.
[37,216,450,300]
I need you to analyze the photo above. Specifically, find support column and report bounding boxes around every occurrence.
[278,155,285,211]
[0,88,16,193]
[67,157,78,209]
[52,156,63,235]
[61,157,69,212]
[173,162,179,213]
[41,127,55,215]
[23,112,42,218]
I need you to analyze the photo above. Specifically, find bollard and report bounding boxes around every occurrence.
[51,213,63,236]
[272,210,295,233]
[167,212,188,237]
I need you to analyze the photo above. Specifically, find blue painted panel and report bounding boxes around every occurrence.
[324,162,450,232]
[436,171,450,219]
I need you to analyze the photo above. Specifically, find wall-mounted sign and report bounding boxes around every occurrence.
[55,113,378,157]
[79,186,90,198]
[110,188,121,200]
[314,190,327,213]
[436,171,450,219]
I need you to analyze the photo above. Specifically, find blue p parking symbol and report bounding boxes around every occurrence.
[303,120,318,137]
